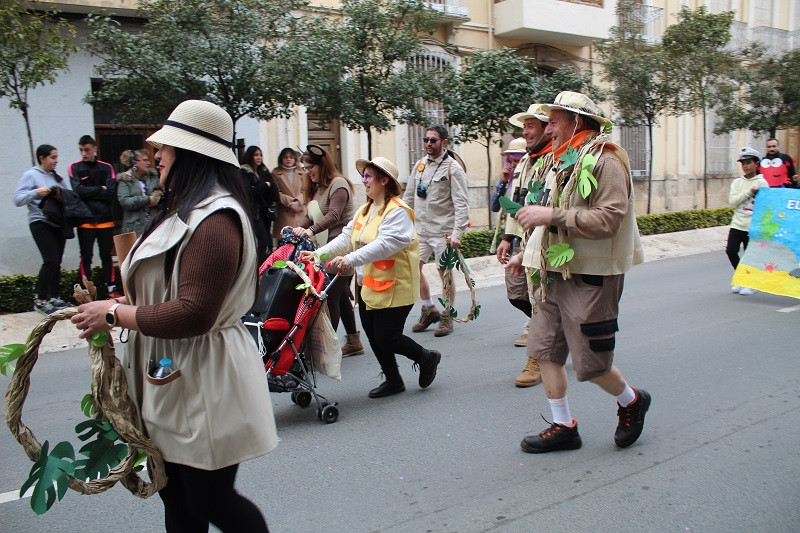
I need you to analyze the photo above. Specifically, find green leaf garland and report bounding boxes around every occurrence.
[545,243,575,268]
[557,146,580,170]
[20,440,76,515]
[0,343,25,376]
[498,195,522,215]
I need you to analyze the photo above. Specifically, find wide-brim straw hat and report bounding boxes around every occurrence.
[356,157,401,188]
[509,103,549,128]
[503,137,527,155]
[147,100,240,167]
[541,91,611,132]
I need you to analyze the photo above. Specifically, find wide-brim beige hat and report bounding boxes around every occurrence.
[147,100,240,167]
[503,137,527,154]
[356,156,401,187]
[509,103,549,128]
[541,91,611,132]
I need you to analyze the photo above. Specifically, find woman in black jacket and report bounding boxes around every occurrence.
[241,145,280,264]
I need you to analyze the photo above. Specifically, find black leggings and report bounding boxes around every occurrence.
[358,299,426,382]
[326,274,357,334]
[159,461,268,532]
[77,226,115,286]
[29,221,66,300]
[509,298,532,318]
[726,228,749,269]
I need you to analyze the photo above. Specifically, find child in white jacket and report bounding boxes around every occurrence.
[727,147,769,295]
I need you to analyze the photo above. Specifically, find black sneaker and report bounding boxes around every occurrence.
[521,418,582,453]
[416,349,441,388]
[615,388,651,448]
[368,380,405,398]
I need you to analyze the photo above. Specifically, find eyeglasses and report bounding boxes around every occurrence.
[361,173,375,183]
[422,137,441,144]
[301,164,314,171]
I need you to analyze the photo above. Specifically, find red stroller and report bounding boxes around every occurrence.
[243,244,341,424]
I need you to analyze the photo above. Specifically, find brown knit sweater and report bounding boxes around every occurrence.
[136,210,244,338]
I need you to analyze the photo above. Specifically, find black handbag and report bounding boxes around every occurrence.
[264,205,279,221]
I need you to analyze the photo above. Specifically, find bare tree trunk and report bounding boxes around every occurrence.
[647,121,654,214]
[21,102,35,166]
[366,128,373,160]
[486,142,492,230]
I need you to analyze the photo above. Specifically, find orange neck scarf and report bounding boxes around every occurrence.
[552,130,593,165]
[530,140,553,159]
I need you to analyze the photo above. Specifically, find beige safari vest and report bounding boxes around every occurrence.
[351,197,420,310]
[120,188,278,470]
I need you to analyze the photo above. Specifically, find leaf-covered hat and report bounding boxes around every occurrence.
[147,100,239,167]
[509,103,549,128]
[541,91,611,132]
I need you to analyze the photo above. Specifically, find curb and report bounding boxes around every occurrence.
[1,226,728,354]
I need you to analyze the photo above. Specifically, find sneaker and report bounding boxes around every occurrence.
[433,316,453,337]
[515,357,542,387]
[521,418,582,453]
[415,349,441,388]
[739,287,757,296]
[48,298,69,309]
[411,305,441,333]
[33,300,58,316]
[615,388,651,448]
[514,333,528,347]
[730,285,741,293]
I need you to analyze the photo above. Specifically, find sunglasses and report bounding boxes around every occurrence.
[422,137,441,144]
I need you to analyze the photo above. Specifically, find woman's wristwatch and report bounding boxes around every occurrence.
[105,303,121,327]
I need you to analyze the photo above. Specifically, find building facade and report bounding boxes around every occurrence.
[1,0,798,275]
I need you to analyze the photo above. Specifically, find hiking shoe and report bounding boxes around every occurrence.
[514,333,528,347]
[48,298,69,309]
[521,418,582,453]
[515,357,542,388]
[341,332,365,357]
[368,380,406,398]
[416,349,441,388]
[739,287,757,296]
[730,285,741,293]
[433,316,453,337]
[33,300,58,315]
[615,388,651,448]
[412,305,441,332]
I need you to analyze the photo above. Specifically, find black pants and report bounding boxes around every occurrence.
[509,298,532,317]
[252,218,271,267]
[159,461,269,533]
[326,274,357,335]
[726,228,749,269]
[30,221,66,300]
[358,299,426,383]
[77,226,115,287]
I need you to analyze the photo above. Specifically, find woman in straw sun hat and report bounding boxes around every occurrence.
[300,156,442,398]
[71,99,276,532]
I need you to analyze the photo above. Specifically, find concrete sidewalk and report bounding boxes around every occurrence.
[0,226,728,354]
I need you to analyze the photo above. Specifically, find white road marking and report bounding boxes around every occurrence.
[0,487,32,504]
[776,303,800,313]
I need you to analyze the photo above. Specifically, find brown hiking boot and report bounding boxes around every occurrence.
[341,332,364,357]
[514,357,542,387]
[412,305,441,332]
[433,315,453,337]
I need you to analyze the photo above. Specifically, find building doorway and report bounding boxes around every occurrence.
[307,113,341,170]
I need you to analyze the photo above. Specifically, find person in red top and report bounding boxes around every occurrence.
[68,135,120,297]
[760,138,799,188]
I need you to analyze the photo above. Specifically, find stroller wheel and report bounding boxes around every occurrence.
[319,405,339,424]
[295,391,312,408]
[290,391,298,404]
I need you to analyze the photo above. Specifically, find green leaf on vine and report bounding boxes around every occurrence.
[577,168,598,199]
[437,247,457,271]
[20,440,76,515]
[133,449,148,473]
[473,304,480,320]
[0,343,25,376]
[437,297,448,308]
[317,252,330,261]
[498,195,522,215]
[295,282,311,296]
[450,308,458,318]
[557,146,580,170]
[581,153,596,172]
[90,331,109,347]
[273,260,287,268]
[75,419,121,443]
[80,393,95,418]
[545,243,575,268]
[533,158,543,171]
[74,440,128,482]
[525,181,545,204]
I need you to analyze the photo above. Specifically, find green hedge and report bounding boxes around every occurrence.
[0,267,115,314]
[0,207,734,313]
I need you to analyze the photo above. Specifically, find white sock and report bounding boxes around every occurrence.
[616,385,636,407]
[421,298,434,307]
[548,396,572,426]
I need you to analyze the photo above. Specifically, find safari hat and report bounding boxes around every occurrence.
[737,146,762,162]
[509,103,549,128]
[503,137,527,155]
[541,91,611,132]
[147,100,239,167]
[356,156,400,187]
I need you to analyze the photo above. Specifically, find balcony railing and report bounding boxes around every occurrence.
[426,0,468,19]
[621,3,664,44]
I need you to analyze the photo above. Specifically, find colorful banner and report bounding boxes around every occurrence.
[732,188,800,299]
